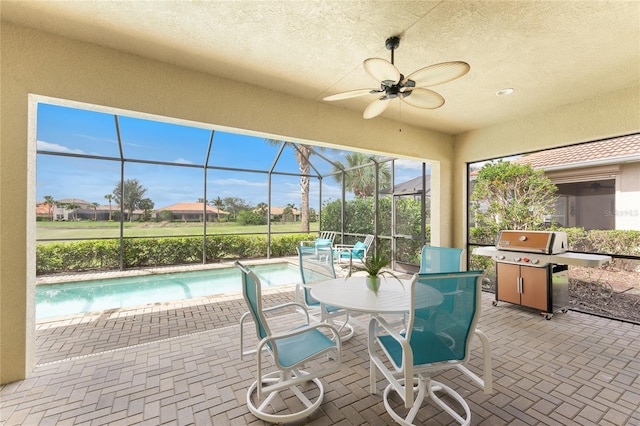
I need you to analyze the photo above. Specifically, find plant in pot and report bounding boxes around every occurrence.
[349,251,401,293]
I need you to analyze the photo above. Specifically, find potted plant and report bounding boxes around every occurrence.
[349,251,401,292]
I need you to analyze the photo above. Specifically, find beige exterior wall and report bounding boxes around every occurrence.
[0,23,455,383]
[617,162,640,230]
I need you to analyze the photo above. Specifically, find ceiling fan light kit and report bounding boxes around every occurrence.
[323,36,470,119]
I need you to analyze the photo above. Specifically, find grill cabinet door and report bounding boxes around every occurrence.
[496,263,521,305]
[520,266,548,311]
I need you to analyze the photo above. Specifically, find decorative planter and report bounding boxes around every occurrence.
[366,275,381,292]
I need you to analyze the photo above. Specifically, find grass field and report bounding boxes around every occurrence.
[36,221,319,240]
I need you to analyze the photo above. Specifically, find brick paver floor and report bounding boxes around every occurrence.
[1,264,639,425]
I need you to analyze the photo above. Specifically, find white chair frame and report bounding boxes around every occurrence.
[296,246,355,341]
[236,261,342,423]
[368,272,492,426]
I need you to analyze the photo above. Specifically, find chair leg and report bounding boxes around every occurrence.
[382,376,471,426]
[246,370,325,423]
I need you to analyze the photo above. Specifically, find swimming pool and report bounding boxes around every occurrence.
[36,262,319,320]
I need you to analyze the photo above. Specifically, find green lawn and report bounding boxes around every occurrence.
[36,221,319,240]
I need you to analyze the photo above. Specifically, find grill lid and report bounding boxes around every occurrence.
[496,230,567,254]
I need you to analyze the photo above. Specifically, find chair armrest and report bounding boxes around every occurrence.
[263,302,311,323]
[300,240,315,246]
[334,244,355,249]
[368,315,406,344]
[268,321,341,343]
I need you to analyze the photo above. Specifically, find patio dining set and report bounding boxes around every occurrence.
[235,232,493,425]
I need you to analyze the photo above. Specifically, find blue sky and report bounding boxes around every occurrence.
[36,103,427,209]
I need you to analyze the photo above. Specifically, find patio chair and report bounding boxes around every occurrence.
[418,246,465,319]
[334,234,375,265]
[235,261,342,423]
[297,246,355,341]
[299,231,336,258]
[419,245,464,274]
[368,271,492,426]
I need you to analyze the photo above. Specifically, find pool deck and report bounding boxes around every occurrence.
[2,261,639,425]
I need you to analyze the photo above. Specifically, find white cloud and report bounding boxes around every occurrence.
[395,158,429,171]
[210,178,267,188]
[173,158,194,164]
[73,133,117,144]
[37,140,85,154]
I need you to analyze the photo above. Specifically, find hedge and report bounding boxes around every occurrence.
[36,233,316,275]
[37,228,640,275]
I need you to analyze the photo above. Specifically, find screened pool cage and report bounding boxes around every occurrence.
[36,103,431,272]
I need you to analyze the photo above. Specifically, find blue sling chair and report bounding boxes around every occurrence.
[419,245,464,274]
[236,261,341,423]
[368,271,493,426]
[297,245,355,341]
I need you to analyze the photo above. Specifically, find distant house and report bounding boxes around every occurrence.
[268,206,300,222]
[391,175,432,215]
[155,202,229,222]
[512,134,640,231]
[35,198,141,221]
[43,198,94,221]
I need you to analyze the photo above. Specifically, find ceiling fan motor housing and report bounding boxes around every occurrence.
[385,36,400,51]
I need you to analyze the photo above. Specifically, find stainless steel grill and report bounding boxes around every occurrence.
[473,230,611,319]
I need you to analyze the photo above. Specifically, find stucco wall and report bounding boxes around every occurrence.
[617,162,640,230]
[0,22,455,383]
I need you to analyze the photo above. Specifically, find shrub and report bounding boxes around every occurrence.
[36,233,317,275]
[237,210,267,225]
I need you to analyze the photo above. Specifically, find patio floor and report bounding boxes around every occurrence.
[1,263,639,425]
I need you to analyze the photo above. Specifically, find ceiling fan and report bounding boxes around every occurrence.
[323,36,470,119]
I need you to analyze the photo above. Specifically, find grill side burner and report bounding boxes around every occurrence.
[472,230,611,319]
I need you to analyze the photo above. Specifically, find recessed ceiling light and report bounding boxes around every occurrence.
[496,88,514,96]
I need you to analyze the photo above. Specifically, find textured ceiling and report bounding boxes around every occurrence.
[2,0,639,134]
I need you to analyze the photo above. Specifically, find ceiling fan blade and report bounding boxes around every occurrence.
[363,58,401,85]
[404,61,470,87]
[363,98,390,119]
[323,88,378,101]
[400,88,445,109]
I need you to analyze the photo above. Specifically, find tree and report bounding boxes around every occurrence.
[332,153,391,197]
[265,139,315,232]
[90,202,100,221]
[222,196,251,220]
[470,160,558,242]
[237,210,266,225]
[210,196,225,222]
[255,202,268,218]
[104,194,114,221]
[283,203,295,222]
[43,195,56,221]
[113,179,148,222]
[139,198,155,222]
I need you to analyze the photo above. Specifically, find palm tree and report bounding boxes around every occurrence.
[283,203,296,222]
[256,202,268,219]
[104,194,114,221]
[90,202,100,221]
[265,139,314,232]
[332,153,391,197]
[43,195,56,221]
[211,196,224,222]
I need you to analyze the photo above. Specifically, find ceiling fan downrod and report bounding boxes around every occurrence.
[385,36,400,65]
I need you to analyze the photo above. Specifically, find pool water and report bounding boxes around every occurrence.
[36,263,320,320]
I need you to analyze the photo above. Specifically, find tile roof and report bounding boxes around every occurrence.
[513,134,640,168]
[269,206,300,215]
